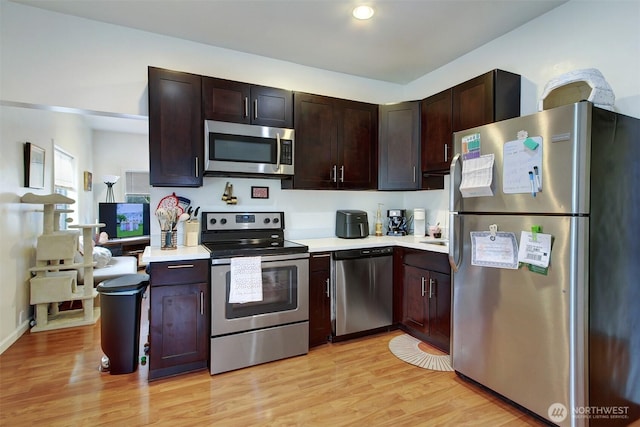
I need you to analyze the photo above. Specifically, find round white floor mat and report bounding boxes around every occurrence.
[389,334,453,371]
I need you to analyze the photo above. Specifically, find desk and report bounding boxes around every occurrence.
[99,236,150,265]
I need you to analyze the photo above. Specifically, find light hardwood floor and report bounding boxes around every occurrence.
[1,296,546,426]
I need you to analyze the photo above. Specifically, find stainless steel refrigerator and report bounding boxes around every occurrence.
[448,101,639,427]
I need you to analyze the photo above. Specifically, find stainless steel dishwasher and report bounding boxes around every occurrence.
[332,247,393,339]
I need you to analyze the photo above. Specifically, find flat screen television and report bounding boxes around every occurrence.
[98,202,150,239]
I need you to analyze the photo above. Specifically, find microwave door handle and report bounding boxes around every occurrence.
[275,133,282,172]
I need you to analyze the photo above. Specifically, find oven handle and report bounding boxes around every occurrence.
[210,252,310,265]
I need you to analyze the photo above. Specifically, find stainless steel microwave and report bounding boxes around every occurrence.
[204,120,295,177]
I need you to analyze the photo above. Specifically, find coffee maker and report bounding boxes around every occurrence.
[387,209,408,236]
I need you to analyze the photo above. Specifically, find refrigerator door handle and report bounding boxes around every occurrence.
[448,153,462,272]
[448,212,461,272]
[449,153,462,213]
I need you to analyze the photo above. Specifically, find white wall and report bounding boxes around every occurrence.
[92,130,149,209]
[0,105,93,353]
[403,0,640,119]
[1,0,639,352]
[0,1,399,115]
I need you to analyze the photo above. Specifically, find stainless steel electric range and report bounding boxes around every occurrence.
[201,211,309,375]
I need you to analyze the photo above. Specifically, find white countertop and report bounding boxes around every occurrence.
[142,235,448,263]
[292,235,449,254]
[142,245,211,263]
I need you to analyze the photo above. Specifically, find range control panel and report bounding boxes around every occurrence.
[203,212,284,231]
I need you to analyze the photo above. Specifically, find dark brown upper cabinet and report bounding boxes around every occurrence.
[286,92,377,190]
[421,89,453,174]
[420,69,521,177]
[452,69,521,132]
[148,67,203,187]
[378,101,421,190]
[202,76,293,128]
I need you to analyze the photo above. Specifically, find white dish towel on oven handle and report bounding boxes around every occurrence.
[228,256,263,303]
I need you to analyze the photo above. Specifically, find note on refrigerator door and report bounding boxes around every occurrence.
[470,231,519,269]
[461,133,481,160]
[503,136,543,194]
[517,231,552,268]
[459,154,495,198]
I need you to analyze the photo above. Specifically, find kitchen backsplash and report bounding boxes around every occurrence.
[149,176,450,245]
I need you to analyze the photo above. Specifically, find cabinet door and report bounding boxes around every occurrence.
[402,264,429,335]
[428,271,451,353]
[452,72,494,132]
[291,93,337,189]
[148,67,203,187]
[337,99,378,190]
[309,253,331,347]
[203,78,292,128]
[421,89,453,173]
[251,85,293,128]
[452,69,520,132]
[202,76,251,124]
[149,282,208,379]
[378,102,420,190]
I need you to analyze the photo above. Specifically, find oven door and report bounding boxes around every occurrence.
[211,253,309,336]
[204,120,294,176]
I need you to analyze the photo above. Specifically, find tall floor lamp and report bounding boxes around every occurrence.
[102,175,119,203]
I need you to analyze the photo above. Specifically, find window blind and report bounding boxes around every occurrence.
[125,171,150,195]
[54,146,75,189]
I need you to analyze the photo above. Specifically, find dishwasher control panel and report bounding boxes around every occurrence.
[360,247,394,256]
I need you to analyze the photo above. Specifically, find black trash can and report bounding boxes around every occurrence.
[96,273,149,374]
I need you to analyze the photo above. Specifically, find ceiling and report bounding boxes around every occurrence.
[11,0,567,85]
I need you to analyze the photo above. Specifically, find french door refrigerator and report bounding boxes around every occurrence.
[448,101,639,427]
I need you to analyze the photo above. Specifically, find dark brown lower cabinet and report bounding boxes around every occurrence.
[309,252,331,347]
[400,250,451,353]
[148,260,209,380]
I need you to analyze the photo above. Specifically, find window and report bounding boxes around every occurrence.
[53,146,76,230]
[125,171,150,203]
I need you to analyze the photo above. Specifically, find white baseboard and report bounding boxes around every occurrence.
[0,320,30,355]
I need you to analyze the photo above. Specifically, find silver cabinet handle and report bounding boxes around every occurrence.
[340,165,344,183]
[167,264,194,269]
[195,156,199,178]
[200,291,204,315]
[311,253,331,258]
[429,278,434,299]
[444,144,449,162]
[244,97,249,118]
[413,166,416,183]
[332,165,337,183]
[325,278,330,297]
[253,99,258,120]
[421,276,426,297]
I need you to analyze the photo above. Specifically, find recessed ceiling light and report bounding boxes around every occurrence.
[352,5,374,20]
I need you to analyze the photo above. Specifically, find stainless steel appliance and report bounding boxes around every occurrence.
[449,101,640,426]
[204,120,294,177]
[387,209,408,236]
[202,211,309,375]
[332,247,393,339]
[335,210,369,239]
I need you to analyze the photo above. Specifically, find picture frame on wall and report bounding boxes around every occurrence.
[24,142,45,189]
[83,171,93,191]
[251,186,269,199]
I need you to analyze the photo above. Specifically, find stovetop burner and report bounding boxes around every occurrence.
[201,211,308,258]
